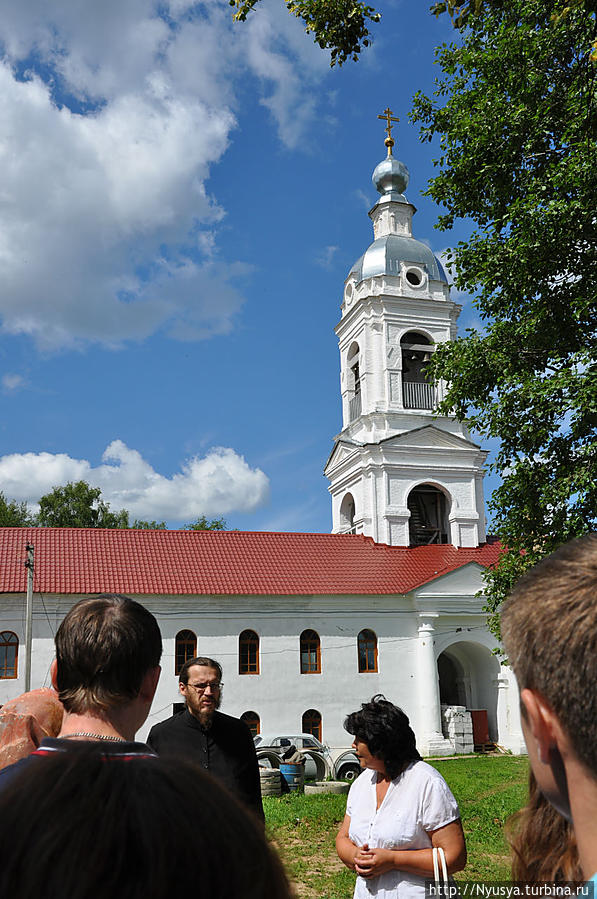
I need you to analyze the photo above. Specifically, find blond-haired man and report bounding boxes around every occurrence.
[501,534,597,884]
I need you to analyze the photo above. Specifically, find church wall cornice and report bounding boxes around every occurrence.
[337,291,460,336]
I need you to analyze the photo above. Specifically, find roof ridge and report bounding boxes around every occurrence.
[0,528,502,596]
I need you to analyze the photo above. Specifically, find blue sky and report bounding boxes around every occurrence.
[0,0,498,532]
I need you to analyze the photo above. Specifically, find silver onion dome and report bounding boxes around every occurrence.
[349,235,447,283]
[346,137,447,285]
[372,155,410,199]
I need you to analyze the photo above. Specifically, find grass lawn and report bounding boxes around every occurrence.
[264,755,530,899]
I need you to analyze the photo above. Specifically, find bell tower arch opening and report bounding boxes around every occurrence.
[339,493,356,534]
[407,484,449,546]
[400,331,435,411]
[347,342,361,421]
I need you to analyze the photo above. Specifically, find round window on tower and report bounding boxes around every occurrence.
[345,282,354,304]
[405,267,423,287]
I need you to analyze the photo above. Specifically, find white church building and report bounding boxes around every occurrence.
[0,133,525,758]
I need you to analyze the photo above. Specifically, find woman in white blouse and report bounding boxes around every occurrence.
[336,696,466,899]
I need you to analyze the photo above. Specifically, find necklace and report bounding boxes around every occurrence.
[62,732,126,743]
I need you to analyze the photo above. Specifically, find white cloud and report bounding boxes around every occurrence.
[0,0,331,350]
[242,1,326,149]
[355,188,372,210]
[315,245,339,269]
[0,439,270,519]
[0,63,245,349]
[2,373,25,391]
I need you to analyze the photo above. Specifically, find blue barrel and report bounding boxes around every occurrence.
[279,763,305,793]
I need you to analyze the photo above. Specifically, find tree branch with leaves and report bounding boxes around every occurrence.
[37,481,130,528]
[411,0,597,639]
[229,0,381,65]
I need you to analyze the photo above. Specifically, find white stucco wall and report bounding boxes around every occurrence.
[1,578,525,755]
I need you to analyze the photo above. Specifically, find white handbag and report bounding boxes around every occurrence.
[432,846,449,895]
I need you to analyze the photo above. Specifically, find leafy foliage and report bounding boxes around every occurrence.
[411,0,597,638]
[37,480,129,528]
[229,0,381,65]
[430,0,484,29]
[0,492,34,527]
[0,483,230,531]
[183,515,228,531]
[432,0,597,50]
[130,519,167,529]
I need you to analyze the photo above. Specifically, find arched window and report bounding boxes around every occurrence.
[302,709,322,742]
[407,485,449,546]
[241,711,261,737]
[347,342,361,420]
[0,631,18,679]
[300,629,321,674]
[175,630,197,675]
[358,629,378,673]
[401,331,435,410]
[339,493,356,534]
[239,630,259,674]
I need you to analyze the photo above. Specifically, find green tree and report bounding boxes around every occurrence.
[131,519,167,530]
[410,0,597,638]
[430,0,485,28]
[183,516,228,531]
[230,0,381,65]
[0,492,34,527]
[431,0,597,51]
[37,481,129,529]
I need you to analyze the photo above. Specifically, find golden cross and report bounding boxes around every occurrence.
[377,107,399,156]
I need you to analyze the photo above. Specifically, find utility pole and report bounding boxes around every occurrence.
[24,543,34,692]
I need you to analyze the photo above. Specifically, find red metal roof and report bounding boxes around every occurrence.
[0,528,502,597]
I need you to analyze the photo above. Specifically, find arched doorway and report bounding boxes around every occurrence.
[437,641,501,742]
[438,653,465,706]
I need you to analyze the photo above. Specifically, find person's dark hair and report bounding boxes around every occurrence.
[501,534,597,776]
[506,772,582,882]
[0,749,291,899]
[55,594,162,714]
[179,656,223,685]
[344,694,421,780]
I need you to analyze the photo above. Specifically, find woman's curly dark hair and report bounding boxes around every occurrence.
[344,695,421,780]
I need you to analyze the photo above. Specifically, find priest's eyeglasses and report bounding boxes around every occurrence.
[186,681,223,693]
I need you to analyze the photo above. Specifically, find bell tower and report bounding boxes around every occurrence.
[325,113,488,548]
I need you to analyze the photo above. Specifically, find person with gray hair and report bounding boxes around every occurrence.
[501,534,597,886]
